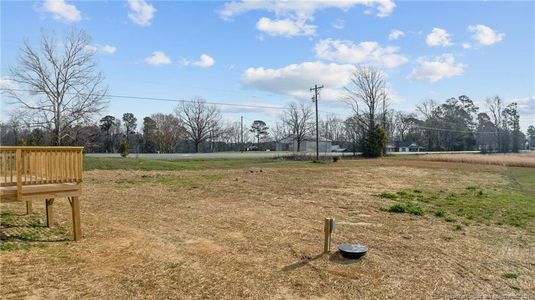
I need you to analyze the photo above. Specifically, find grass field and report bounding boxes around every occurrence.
[1,155,534,299]
[417,151,535,167]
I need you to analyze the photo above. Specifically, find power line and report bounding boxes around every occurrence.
[414,126,496,134]
[0,88,287,110]
[0,87,348,116]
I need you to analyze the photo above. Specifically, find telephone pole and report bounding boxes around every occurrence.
[310,84,324,161]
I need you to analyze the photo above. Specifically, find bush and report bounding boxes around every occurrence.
[362,126,388,158]
[120,139,129,158]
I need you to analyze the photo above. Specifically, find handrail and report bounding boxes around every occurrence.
[0,147,84,201]
[0,146,84,150]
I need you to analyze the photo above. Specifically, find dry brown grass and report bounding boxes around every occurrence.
[1,159,534,299]
[418,152,535,168]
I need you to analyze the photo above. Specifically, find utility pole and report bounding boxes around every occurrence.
[240,116,244,152]
[310,84,323,161]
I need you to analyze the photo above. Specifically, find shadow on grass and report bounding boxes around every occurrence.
[1,211,70,249]
[282,251,364,271]
[328,251,366,265]
[282,253,325,272]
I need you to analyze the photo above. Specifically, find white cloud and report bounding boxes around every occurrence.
[242,61,356,102]
[85,44,117,55]
[256,17,316,37]
[42,0,81,23]
[426,28,453,47]
[128,0,156,26]
[144,51,171,66]
[515,96,535,114]
[468,25,504,46]
[332,19,345,30]
[314,39,408,68]
[462,42,472,49]
[388,29,404,40]
[0,77,19,91]
[407,54,465,82]
[219,0,396,20]
[193,54,215,68]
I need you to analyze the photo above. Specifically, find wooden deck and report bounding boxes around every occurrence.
[0,146,84,240]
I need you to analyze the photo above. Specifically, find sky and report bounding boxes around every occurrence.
[1,0,534,130]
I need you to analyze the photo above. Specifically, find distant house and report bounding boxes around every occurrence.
[399,142,425,152]
[387,142,425,153]
[275,135,332,152]
[386,144,397,153]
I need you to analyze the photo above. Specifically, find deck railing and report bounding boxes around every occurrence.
[0,147,84,194]
[0,146,84,241]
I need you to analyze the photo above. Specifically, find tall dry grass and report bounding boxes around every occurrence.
[419,152,535,168]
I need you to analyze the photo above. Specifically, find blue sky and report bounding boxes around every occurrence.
[1,0,534,130]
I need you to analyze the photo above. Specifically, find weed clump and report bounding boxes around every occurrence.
[383,203,423,216]
[434,210,446,217]
[378,192,397,200]
[502,272,518,279]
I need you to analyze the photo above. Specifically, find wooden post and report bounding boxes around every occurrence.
[16,148,22,201]
[26,201,33,214]
[45,198,54,227]
[324,217,333,253]
[69,196,82,241]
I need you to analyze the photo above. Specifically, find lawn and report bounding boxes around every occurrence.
[1,156,534,299]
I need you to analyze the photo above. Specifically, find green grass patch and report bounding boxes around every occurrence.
[378,192,397,200]
[434,209,446,217]
[382,203,424,216]
[502,272,518,279]
[84,156,296,171]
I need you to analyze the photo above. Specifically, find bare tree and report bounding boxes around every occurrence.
[282,102,313,152]
[270,121,289,143]
[5,29,108,145]
[175,98,221,152]
[394,111,416,142]
[320,114,344,142]
[486,96,504,151]
[151,113,183,153]
[345,66,389,132]
[416,99,438,119]
[345,66,390,157]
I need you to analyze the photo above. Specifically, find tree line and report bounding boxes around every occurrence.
[2,30,534,156]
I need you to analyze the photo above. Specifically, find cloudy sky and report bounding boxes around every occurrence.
[1,0,534,129]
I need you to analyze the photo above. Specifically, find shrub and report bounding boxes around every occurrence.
[120,139,129,158]
[362,126,388,158]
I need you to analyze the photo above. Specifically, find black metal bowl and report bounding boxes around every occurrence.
[338,243,368,259]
